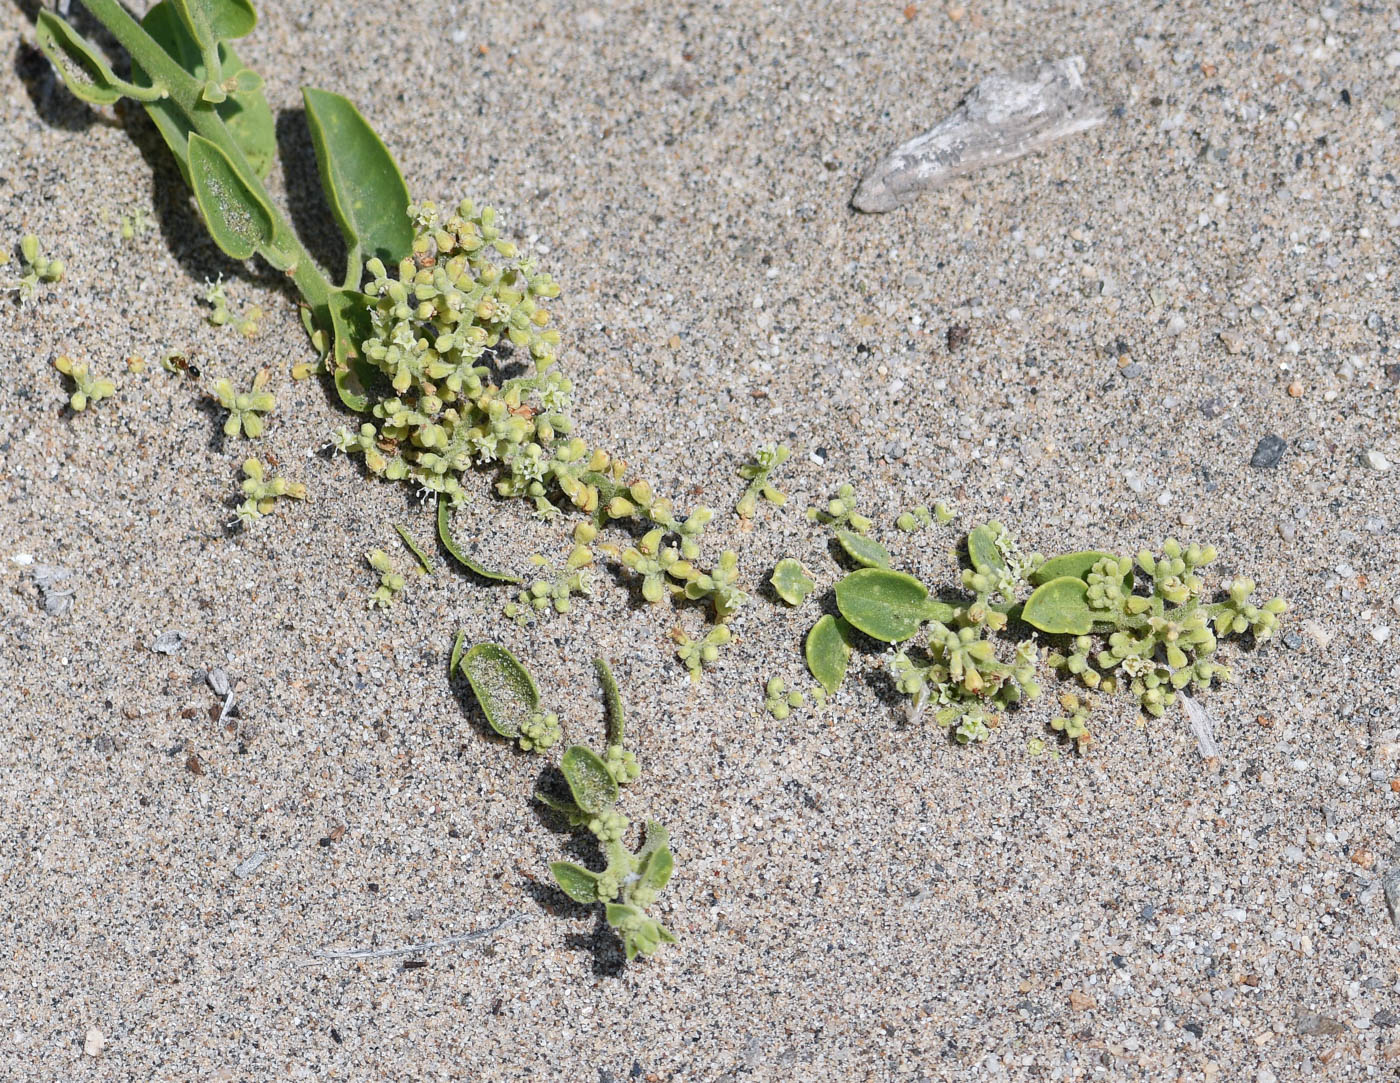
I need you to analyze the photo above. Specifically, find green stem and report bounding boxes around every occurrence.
[80,0,333,312]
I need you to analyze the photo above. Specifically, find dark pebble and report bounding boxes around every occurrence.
[1250,434,1287,469]
[1199,397,1226,419]
[1283,631,1303,650]
[1138,904,1156,921]
[1184,1022,1204,1038]
[1375,1009,1399,1028]
[1383,363,1400,386]
[946,325,970,352]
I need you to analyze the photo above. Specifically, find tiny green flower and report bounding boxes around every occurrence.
[215,368,276,437]
[235,457,307,527]
[763,677,805,720]
[735,444,790,520]
[807,482,872,533]
[366,548,406,608]
[53,355,116,412]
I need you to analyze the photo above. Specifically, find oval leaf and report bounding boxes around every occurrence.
[137,5,275,179]
[834,568,934,643]
[1021,576,1095,635]
[302,87,413,274]
[835,528,891,569]
[560,746,618,814]
[35,12,124,105]
[325,289,375,412]
[549,861,600,904]
[461,642,538,739]
[186,133,274,260]
[637,839,674,893]
[770,558,814,605]
[437,495,521,583]
[173,0,256,46]
[967,524,1007,576]
[805,614,852,695]
[1030,551,1133,593]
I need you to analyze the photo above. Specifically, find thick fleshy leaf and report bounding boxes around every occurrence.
[186,133,274,259]
[560,746,618,814]
[461,642,538,739]
[549,861,601,904]
[967,524,1007,576]
[324,289,377,412]
[835,528,891,569]
[35,12,124,105]
[834,568,954,643]
[1021,576,1095,635]
[1030,551,1133,593]
[437,495,521,583]
[302,87,413,274]
[593,657,626,747]
[636,826,674,893]
[137,4,276,179]
[770,559,814,605]
[805,614,852,695]
[173,0,256,46]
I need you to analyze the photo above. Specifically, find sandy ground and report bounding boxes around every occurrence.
[2,0,1399,1079]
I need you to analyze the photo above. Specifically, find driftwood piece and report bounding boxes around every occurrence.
[852,56,1106,213]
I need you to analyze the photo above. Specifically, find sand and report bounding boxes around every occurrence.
[2,0,1399,1079]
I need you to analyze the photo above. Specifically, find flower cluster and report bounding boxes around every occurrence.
[332,200,745,668]
[807,482,872,533]
[235,457,306,528]
[366,548,405,608]
[7,234,64,301]
[735,444,789,520]
[53,355,115,412]
[214,368,275,437]
[1048,542,1287,717]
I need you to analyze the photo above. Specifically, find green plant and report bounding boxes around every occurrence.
[213,367,274,437]
[735,444,789,520]
[807,482,872,533]
[816,522,1286,744]
[393,523,434,575]
[770,559,815,605]
[763,676,804,720]
[6,234,65,300]
[503,549,594,625]
[53,355,115,411]
[366,548,405,608]
[234,456,305,527]
[895,501,953,532]
[204,278,231,325]
[461,647,675,960]
[35,0,743,679]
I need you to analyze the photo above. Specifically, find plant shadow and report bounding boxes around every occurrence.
[12,38,102,132]
[276,107,345,286]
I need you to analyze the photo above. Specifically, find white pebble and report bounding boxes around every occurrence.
[1362,449,1390,472]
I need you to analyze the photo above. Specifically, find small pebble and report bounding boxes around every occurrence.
[1362,449,1390,472]
[151,630,185,654]
[1219,330,1246,354]
[84,1027,104,1057]
[1282,631,1303,650]
[1287,380,1303,397]
[1295,1012,1347,1037]
[1121,362,1145,379]
[1199,397,1226,419]
[1250,434,1287,469]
